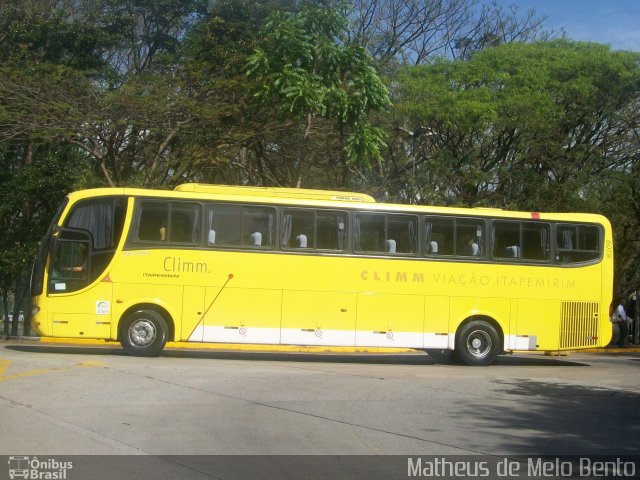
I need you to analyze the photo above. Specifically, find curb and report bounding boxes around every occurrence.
[578,347,640,353]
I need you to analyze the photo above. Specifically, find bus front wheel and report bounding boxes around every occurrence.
[120,309,168,357]
[456,320,500,366]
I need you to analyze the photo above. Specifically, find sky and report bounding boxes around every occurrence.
[497,0,640,52]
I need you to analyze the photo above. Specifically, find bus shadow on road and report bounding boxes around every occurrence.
[5,344,126,356]
[163,349,589,366]
[5,343,589,366]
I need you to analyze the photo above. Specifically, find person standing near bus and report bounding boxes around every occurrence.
[612,298,630,347]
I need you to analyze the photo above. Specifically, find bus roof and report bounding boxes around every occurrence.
[174,183,376,203]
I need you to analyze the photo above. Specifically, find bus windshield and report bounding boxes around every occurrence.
[45,197,126,294]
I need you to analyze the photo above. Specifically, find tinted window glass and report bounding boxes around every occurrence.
[170,204,201,244]
[316,211,347,250]
[63,197,126,283]
[207,204,241,245]
[281,209,347,250]
[425,217,484,256]
[457,219,484,257]
[522,223,550,260]
[244,207,274,247]
[48,229,92,294]
[355,213,385,252]
[282,210,314,248]
[137,202,168,242]
[354,213,416,254]
[492,221,550,261]
[556,224,600,263]
[65,198,126,250]
[493,222,521,259]
[425,218,453,255]
[136,201,201,245]
[387,214,417,254]
[207,204,274,247]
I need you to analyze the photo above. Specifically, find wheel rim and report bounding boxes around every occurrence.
[129,319,156,347]
[465,329,492,359]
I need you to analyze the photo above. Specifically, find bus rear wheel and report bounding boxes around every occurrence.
[120,309,168,357]
[456,320,500,366]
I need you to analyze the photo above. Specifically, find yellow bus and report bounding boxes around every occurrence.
[30,183,614,365]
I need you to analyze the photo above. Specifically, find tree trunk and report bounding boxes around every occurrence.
[11,279,28,337]
[2,287,9,337]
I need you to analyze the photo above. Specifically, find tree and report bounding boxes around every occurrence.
[0,0,113,334]
[0,0,212,189]
[380,39,640,294]
[0,144,91,335]
[245,1,390,188]
[347,0,555,67]
[381,40,639,203]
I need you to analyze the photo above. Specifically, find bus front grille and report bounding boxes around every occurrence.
[560,302,600,349]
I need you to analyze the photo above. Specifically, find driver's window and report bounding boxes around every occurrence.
[49,235,91,293]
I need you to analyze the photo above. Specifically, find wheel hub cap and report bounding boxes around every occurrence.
[467,330,491,358]
[130,319,156,347]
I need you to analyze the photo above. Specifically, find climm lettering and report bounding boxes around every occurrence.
[164,256,208,273]
[360,270,425,283]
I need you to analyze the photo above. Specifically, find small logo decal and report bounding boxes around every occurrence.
[96,301,110,315]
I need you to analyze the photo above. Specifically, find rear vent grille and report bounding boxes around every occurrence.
[560,302,599,349]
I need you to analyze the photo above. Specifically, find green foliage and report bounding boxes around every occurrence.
[0,144,92,322]
[0,0,119,70]
[246,1,390,171]
[390,40,640,209]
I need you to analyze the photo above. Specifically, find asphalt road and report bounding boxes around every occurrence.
[0,342,638,479]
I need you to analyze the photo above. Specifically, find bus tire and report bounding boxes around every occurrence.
[456,320,500,366]
[120,309,168,357]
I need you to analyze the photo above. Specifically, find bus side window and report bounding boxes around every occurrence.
[457,220,484,256]
[242,207,274,247]
[493,221,550,261]
[282,210,314,249]
[355,213,416,255]
[522,223,549,260]
[316,211,346,250]
[137,202,168,242]
[207,204,274,248]
[207,205,241,246]
[355,213,385,252]
[427,218,454,256]
[169,203,201,244]
[387,214,417,254]
[492,221,519,259]
[556,224,600,263]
